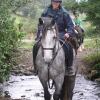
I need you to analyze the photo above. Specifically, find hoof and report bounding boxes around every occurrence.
[44,93,51,100]
[53,93,59,100]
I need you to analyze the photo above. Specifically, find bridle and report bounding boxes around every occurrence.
[41,26,58,58]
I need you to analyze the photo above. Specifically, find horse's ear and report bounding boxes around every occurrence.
[51,19,55,26]
[39,17,44,25]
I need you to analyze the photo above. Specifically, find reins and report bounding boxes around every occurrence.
[47,38,66,89]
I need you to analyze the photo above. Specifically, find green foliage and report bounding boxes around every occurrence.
[84,53,100,66]
[10,0,45,33]
[94,63,100,70]
[84,52,100,79]
[17,32,26,41]
[79,0,100,34]
[0,0,26,82]
[13,15,38,33]
[78,1,100,76]
[84,36,100,49]
[63,0,78,11]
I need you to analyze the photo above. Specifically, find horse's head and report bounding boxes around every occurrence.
[39,17,58,63]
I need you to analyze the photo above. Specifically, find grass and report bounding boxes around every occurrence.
[84,53,100,65]
[84,34,100,49]
[20,42,33,49]
[21,42,33,49]
[19,40,34,49]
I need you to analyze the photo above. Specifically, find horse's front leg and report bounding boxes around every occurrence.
[53,73,64,100]
[39,77,51,100]
[44,85,51,100]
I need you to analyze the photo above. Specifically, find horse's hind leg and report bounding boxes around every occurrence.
[39,79,51,100]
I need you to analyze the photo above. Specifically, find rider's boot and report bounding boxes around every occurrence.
[64,43,75,76]
[60,75,76,100]
[33,40,40,75]
[33,23,43,75]
[60,42,76,100]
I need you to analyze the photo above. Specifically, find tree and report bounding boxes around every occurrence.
[63,0,78,11]
[80,0,100,32]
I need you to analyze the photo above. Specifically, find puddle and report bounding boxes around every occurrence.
[0,74,100,100]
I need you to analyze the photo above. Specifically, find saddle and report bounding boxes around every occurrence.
[65,37,79,54]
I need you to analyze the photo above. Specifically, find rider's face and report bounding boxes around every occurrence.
[51,1,61,10]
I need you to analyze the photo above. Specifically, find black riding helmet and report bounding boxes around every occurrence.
[51,0,62,3]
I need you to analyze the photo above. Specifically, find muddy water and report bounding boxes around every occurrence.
[0,74,100,100]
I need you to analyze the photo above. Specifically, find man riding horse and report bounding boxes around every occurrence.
[33,0,77,99]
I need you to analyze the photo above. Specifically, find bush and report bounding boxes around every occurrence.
[94,63,100,70]
[0,4,19,82]
[83,52,100,80]
[84,53,100,66]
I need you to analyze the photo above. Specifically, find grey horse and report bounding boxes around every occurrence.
[34,17,77,100]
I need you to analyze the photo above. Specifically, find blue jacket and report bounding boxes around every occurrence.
[41,5,75,39]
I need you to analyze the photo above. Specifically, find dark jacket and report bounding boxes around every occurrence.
[41,5,75,38]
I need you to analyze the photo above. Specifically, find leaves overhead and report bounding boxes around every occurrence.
[79,0,100,28]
